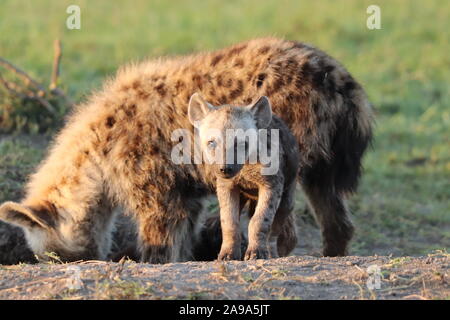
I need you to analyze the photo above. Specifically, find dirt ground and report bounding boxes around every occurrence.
[0,253,448,300]
[0,135,448,300]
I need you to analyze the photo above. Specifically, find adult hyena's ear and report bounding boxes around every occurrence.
[0,201,55,231]
[247,96,272,128]
[0,201,57,256]
[188,93,214,127]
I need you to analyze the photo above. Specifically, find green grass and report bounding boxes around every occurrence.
[0,0,449,256]
[0,136,47,201]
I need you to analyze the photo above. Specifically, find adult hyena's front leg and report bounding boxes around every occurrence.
[216,179,241,261]
[137,212,191,264]
[135,195,202,264]
[138,228,172,264]
[245,184,283,260]
[302,184,354,257]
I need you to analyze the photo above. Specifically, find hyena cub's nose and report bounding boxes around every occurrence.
[219,165,237,178]
[220,165,233,175]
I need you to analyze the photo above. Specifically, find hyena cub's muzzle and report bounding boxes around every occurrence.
[218,163,243,179]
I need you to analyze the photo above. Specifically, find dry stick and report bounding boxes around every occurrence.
[0,57,46,96]
[0,73,55,114]
[49,39,74,108]
[52,87,73,107]
[403,294,429,300]
[0,70,43,98]
[34,96,57,114]
[0,73,29,100]
[50,39,61,90]
[0,58,57,114]
[0,276,64,294]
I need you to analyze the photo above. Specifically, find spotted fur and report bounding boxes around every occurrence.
[0,38,373,263]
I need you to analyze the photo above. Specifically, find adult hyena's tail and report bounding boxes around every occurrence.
[301,93,374,196]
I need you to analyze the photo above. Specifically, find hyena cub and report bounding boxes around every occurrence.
[188,93,299,260]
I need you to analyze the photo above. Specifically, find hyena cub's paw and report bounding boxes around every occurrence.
[217,246,241,261]
[244,245,269,260]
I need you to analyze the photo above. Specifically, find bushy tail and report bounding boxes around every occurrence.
[302,93,374,196]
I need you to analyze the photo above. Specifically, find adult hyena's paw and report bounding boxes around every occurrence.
[140,245,171,264]
[244,245,269,260]
[217,246,241,261]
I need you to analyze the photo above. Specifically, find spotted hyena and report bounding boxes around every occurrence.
[187,93,299,260]
[0,37,373,263]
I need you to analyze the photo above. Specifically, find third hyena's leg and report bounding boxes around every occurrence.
[192,197,251,262]
[301,184,354,256]
[268,181,297,258]
[276,213,297,257]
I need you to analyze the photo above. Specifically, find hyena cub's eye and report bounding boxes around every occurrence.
[207,140,217,149]
[244,140,250,158]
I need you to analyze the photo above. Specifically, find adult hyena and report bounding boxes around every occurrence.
[188,93,299,260]
[0,38,373,263]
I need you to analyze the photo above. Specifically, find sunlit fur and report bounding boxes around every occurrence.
[0,37,373,263]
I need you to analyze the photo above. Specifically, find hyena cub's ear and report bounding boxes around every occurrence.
[247,96,272,128]
[0,201,55,231]
[188,93,215,127]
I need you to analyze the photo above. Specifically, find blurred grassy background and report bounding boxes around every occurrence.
[0,0,449,256]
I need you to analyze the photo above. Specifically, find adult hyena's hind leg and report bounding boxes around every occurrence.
[299,116,370,257]
[301,181,354,257]
[299,106,372,256]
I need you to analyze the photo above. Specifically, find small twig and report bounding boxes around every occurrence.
[0,59,56,114]
[49,39,74,108]
[0,276,63,293]
[50,39,62,90]
[51,86,74,108]
[377,284,415,292]
[34,95,57,114]
[352,279,367,300]
[0,57,46,96]
[403,294,429,300]
[0,74,29,99]
[73,260,109,265]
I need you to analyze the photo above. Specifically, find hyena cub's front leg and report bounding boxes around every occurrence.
[216,179,242,261]
[245,184,282,260]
